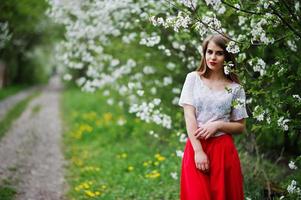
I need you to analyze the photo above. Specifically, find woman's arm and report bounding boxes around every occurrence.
[194,119,246,140]
[216,119,246,134]
[183,104,210,172]
[183,105,204,152]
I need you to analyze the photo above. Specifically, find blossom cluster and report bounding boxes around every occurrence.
[129,98,172,129]
[248,58,267,76]
[277,116,290,131]
[0,22,12,49]
[150,11,192,32]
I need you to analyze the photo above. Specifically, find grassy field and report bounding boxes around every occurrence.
[61,89,182,199]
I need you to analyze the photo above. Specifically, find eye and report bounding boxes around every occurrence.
[206,49,213,54]
[217,51,224,56]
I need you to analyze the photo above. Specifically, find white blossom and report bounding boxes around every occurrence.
[248,58,267,76]
[163,76,173,86]
[277,116,290,131]
[107,98,114,105]
[137,90,144,96]
[295,2,300,12]
[143,66,156,74]
[0,22,12,49]
[205,0,221,6]
[63,73,72,81]
[140,33,161,47]
[287,180,301,195]
[176,150,184,158]
[293,94,301,102]
[253,105,265,121]
[288,161,298,170]
[179,0,197,10]
[179,133,187,143]
[172,97,180,105]
[129,99,171,129]
[287,40,297,52]
[117,118,126,126]
[226,41,240,54]
[166,62,176,70]
[170,172,178,180]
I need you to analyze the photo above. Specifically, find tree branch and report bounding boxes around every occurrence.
[269,5,301,39]
[221,0,266,15]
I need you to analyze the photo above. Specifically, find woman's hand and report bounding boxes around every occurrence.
[194,150,210,172]
[194,121,220,140]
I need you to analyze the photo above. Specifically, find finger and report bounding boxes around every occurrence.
[196,129,206,138]
[195,162,199,169]
[202,131,209,139]
[194,127,203,136]
[198,129,207,138]
[198,163,202,170]
[205,163,209,170]
[201,163,206,171]
[204,132,211,140]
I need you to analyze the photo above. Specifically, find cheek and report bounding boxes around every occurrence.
[218,56,225,63]
[205,54,210,61]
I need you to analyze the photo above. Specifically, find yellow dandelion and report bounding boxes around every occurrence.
[121,153,127,158]
[95,119,102,126]
[128,166,134,171]
[85,190,95,197]
[82,112,97,121]
[146,170,161,179]
[103,112,113,123]
[83,183,90,189]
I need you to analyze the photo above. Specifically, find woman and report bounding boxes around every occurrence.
[178,34,249,200]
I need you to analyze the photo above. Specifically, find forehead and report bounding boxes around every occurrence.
[207,41,223,51]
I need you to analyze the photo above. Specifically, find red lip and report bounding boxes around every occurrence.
[209,62,217,65]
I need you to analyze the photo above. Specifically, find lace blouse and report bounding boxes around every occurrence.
[178,71,249,137]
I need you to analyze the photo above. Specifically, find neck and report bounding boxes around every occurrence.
[206,69,226,81]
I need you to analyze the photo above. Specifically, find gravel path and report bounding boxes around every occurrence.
[0,76,67,200]
[0,86,39,122]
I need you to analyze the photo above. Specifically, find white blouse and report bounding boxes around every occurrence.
[178,71,249,137]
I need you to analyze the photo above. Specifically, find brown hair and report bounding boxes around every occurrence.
[196,33,240,84]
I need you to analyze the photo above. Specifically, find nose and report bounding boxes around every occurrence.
[211,53,217,60]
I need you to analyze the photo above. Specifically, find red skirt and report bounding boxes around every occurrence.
[180,134,244,200]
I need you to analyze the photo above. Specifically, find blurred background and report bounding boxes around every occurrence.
[0,0,300,199]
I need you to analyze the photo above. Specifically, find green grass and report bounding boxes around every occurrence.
[0,92,40,140]
[61,89,181,200]
[31,104,41,117]
[0,85,28,101]
[0,179,17,200]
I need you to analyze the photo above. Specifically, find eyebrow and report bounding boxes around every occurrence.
[207,48,224,53]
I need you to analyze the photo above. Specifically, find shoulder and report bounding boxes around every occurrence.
[186,71,198,77]
[231,83,247,97]
[185,71,198,81]
[231,82,245,90]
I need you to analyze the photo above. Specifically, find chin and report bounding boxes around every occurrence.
[207,65,221,71]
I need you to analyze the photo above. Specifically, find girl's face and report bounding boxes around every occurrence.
[205,41,225,72]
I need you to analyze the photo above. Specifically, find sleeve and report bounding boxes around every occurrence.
[230,86,249,121]
[178,72,196,108]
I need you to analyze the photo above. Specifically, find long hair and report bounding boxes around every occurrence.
[196,34,240,84]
